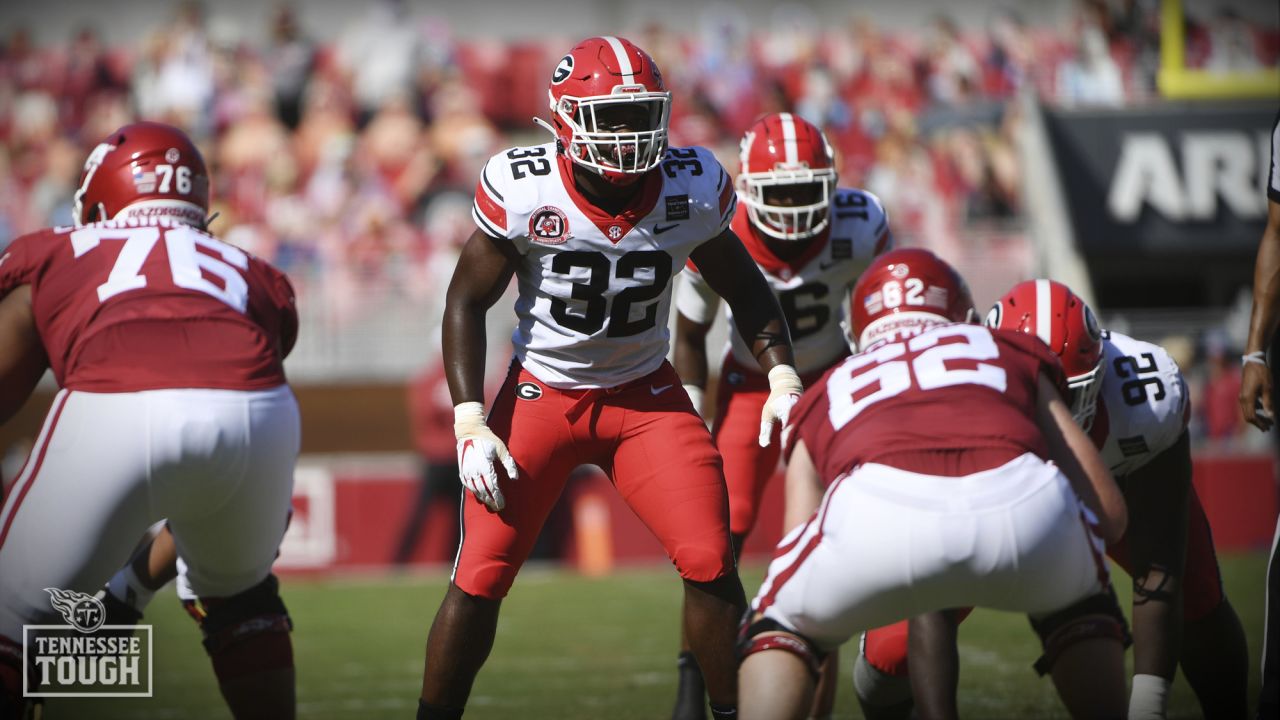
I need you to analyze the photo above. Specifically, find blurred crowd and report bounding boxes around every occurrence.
[0,0,1275,441]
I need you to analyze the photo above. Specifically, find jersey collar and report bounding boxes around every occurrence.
[557,153,663,244]
[733,210,831,281]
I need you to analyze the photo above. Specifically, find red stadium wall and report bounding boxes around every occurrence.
[276,453,1279,573]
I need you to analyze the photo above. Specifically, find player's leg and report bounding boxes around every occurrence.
[675,374,772,720]
[907,610,961,720]
[1177,485,1248,719]
[419,370,580,717]
[157,386,299,720]
[1262,516,1280,720]
[610,369,743,717]
[0,391,154,708]
[101,522,179,625]
[738,619,821,720]
[853,624,914,720]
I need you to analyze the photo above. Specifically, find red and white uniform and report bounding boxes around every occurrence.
[0,219,298,639]
[676,189,889,536]
[751,324,1110,650]
[459,144,737,598]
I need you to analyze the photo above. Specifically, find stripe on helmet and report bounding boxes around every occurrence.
[601,36,635,84]
[780,113,798,166]
[1035,278,1053,347]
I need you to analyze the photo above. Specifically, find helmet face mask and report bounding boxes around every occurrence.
[737,113,837,242]
[547,37,671,185]
[985,279,1106,431]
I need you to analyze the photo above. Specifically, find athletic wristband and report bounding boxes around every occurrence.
[767,364,803,394]
[453,402,487,437]
[1243,351,1268,367]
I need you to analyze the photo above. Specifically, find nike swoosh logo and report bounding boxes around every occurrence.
[654,223,679,235]
[650,384,673,395]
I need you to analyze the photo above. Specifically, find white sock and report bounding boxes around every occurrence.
[1128,673,1171,719]
[106,565,156,611]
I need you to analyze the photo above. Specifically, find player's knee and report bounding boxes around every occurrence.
[736,616,825,679]
[198,575,293,681]
[1029,588,1131,676]
[862,623,910,676]
[672,541,734,583]
[853,639,913,709]
[452,563,515,601]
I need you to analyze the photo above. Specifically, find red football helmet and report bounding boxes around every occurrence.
[542,36,671,184]
[737,112,837,242]
[846,248,976,350]
[73,121,210,227]
[985,279,1105,430]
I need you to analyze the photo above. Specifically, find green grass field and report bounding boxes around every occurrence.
[46,552,1267,719]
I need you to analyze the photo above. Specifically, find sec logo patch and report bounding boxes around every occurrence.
[516,382,543,401]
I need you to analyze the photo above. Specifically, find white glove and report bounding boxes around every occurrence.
[454,402,518,512]
[683,383,705,417]
[759,364,803,447]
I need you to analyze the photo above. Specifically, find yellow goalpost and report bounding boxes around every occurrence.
[1157,0,1280,99]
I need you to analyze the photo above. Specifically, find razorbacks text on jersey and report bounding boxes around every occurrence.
[472,143,735,389]
[0,218,297,392]
[1092,330,1190,476]
[676,187,890,374]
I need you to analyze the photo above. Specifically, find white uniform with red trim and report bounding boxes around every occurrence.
[1094,331,1189,476]
[473,143,735,389]
[676,187,889,374]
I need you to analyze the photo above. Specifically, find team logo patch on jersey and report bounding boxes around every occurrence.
[607,225,624,240]
[665,194,690,221]
[529,206,570,244]
[516,382,543,401]
[831,237,852,260]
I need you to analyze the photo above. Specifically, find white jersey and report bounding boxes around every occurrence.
[472,142,736,389]
[1095,331,1190,476]
[676,187,890,374]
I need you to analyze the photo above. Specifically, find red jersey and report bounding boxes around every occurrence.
[788,324,1068,480]
[0,219,296,392]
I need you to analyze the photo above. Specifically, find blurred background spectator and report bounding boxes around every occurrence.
[0,0,1275,452]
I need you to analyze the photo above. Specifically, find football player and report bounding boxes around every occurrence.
[671,111,890,719]
[854,279,1249,720]
[0,122,299,720]
[1241,108,1280,720]
[737,249,1130,720]
[416,37,801,720]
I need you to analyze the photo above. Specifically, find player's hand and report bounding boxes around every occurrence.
[759,364,803,447]
[1240,358,1274,431]
[454,402,518,512]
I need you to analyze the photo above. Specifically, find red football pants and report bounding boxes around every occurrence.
[861,484,1225,676]
[712,355,835,538]
[453,361,735,599]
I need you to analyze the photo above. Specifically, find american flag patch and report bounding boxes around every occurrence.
[864,291,883,315]
[831,238,851,259]
[1118,436,1149,457]
[924,286,948,308]
[133,169,156,193]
